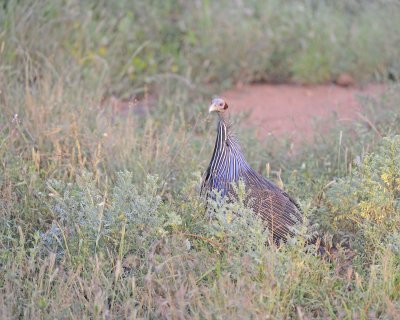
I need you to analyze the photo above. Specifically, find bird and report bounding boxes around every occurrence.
[201,97,303,242]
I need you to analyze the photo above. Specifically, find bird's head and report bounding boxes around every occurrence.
[209,97,228,114]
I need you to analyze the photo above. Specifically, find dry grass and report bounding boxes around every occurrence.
[1,1,400,318]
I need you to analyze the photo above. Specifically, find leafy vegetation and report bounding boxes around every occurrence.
[1,0,400,318]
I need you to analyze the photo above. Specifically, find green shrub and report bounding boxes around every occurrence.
[323,136,400,256]
[43,172,182,263]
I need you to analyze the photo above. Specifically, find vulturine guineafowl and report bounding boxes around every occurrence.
[201,97,303,242]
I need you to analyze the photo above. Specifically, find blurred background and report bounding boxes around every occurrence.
[1,1,400,318]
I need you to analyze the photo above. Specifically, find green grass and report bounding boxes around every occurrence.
[1,0,400,318]
[2,0,400,93]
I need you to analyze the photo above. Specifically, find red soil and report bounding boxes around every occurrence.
[222,83,385,142]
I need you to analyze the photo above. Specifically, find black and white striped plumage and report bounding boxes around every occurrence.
[201,98,303,241]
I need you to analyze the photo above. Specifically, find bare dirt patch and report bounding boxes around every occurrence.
[223,83,385,141]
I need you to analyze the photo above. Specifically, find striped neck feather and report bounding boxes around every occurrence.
[207,118,253,196]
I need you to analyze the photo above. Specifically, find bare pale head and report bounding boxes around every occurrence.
[209,98,229,114]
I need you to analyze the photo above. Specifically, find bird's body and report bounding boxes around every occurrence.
[202,98,303,241]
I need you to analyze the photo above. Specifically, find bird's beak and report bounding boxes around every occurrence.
[208,103,219,113]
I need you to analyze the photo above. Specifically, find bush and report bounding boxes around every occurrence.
[322,136,400,257]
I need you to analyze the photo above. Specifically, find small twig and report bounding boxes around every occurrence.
[357,112,382,138]
[177,232,227,253]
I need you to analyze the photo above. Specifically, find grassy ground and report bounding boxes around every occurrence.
[1,0,400,318]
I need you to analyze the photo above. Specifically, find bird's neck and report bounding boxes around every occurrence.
[218,112,229,124]
[217,117,229,143]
